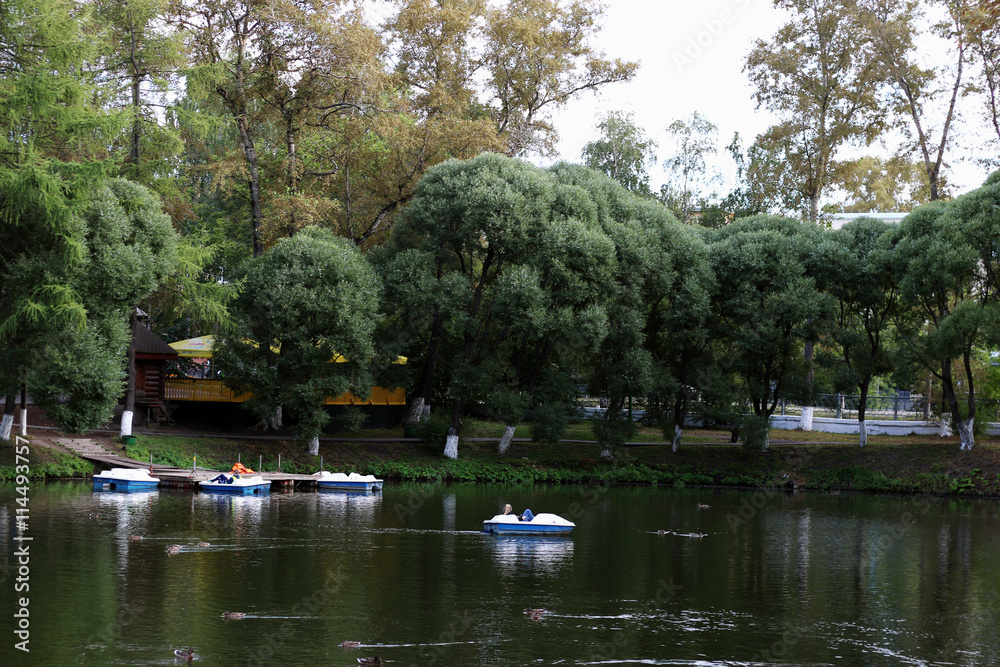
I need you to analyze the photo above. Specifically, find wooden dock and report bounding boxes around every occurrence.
[56,438,321,490]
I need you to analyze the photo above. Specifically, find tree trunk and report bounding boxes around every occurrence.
[858,379,870,447]
[19,382,27,436]
[444,398,463,459]
[0,392,15,440]
[497,424,516,455]
[269,405,283,430]
[307,436,320,456]
[120,311,137,439]
[799,340,814,430]
[671,424,683,452]
[941,357,974,450]
[406,311,442,427]
[958,418,975,451]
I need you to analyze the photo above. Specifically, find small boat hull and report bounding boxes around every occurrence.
[199,474,270,495]
[314,472,383,492]
[93,468,160,492]
[483,513,576,536]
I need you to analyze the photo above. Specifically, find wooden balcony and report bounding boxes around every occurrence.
[164,378,405,405]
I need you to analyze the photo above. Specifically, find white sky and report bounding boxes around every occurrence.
[540,0,988,198]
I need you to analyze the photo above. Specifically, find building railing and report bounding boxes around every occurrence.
[164,378,406,406]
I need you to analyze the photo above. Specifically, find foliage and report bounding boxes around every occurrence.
[660,111,720,223]
[215,227,380,451]
[581,110,657,195]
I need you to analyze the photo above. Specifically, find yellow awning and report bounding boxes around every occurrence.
[168,335,406,364]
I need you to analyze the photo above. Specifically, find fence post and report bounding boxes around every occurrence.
[781,398,786,416]
[893,394,899,420]
[836,393,843,419]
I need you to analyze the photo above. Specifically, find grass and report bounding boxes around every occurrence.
[6,417,1000,497]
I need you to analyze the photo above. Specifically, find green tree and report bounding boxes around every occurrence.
[817,216,899,446]
[26,180,179,433]
[707,216,831,450]
[581,110,657,195]
[215,227,380,455]
[831,155,933,212]
[746,0,887,221]
[660,111,720,223]
[892,198,986,451]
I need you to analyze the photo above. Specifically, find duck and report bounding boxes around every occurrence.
[129,535,143,542]
[357,658,382,666]
[341,640,362,649]
[173,648,195,662]
[686,532,707,538]
[656,529,666,535]
[221,611,245,620]
[89,512,100,520]
[166,544,183,555]
[524,607,545,620]
[198,541,210,548]
[697,503,711,509]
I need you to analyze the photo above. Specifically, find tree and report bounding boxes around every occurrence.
[215,227,380,455]
[660,111,720,223]
[892,200,984,450]
[853,0,969,201]
[24,180,179,433]
[707,216,830,450]
[581,110,657,195]
[745,0,887,221]
[967,1,1000,161]
[817,217,899,446]
[831,155,933,212]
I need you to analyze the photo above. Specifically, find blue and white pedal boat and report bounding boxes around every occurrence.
[93,467,160,492]
[483,513,576,536]
[199,473,270,495]
[314,471,383,492]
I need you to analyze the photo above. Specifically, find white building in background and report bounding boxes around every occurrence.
[829,212,908,230]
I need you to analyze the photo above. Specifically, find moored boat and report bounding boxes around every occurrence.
[199,473,271,494]
[482,512,576,535]
[93,467,160,492]
[314,471,383,492]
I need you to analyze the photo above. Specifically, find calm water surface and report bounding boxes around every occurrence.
[2,481,1000,666]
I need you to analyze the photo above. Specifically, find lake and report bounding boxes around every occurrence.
[2,481,1000,666]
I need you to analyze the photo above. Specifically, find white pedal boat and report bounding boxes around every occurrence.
[93,467,160,491]
[314,471,383,492]
[199,473,270,494]
[483,512,576,536]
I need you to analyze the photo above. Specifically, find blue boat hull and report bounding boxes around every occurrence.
[200,483,270,494]
[93,478,159,492]
[317,481,382,492]
[483,522,574,535]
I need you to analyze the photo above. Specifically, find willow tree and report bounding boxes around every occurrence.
[215,227,380,455]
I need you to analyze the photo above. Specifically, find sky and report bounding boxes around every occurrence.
[539,0,986,199]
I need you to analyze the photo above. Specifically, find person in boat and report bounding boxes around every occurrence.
[519,509,534,521]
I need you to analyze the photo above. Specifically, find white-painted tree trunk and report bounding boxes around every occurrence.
[958,418,975,451]
[19,408,27,436]
[444,433,459,459]
[269,405,283,430]
[858,419,867,447]
[672,425,683,452]
[600,447,613,460]
[308,436,320,456]
[405,397,427,426]
[0,414,12,441]
[497,425,516,454]
[939,415,952,437]
[761,431,769,452]
[120,410,134,438]
[799,406,814,431]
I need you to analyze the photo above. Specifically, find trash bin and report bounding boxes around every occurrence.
[121,435,137,448]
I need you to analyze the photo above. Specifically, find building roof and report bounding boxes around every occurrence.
[132,321,179,358]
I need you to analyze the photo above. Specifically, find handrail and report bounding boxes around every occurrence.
[164,378,405,406]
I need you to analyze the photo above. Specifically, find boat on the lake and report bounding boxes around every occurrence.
[482,512,576,535]
[314,471,384,492]
[199,473,271,494]
[92,467,160,492]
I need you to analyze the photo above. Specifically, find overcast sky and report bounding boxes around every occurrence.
[540,0,986,197]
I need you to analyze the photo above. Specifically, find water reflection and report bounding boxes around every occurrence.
[315,488,382,524]
[486,535,575,577]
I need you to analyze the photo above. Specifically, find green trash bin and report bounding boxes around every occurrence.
[121,435,137,448]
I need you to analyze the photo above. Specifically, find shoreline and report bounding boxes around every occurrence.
[4,422,1000,498]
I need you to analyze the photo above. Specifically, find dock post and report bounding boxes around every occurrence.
[259,454,262,472]
[278,453,282,472]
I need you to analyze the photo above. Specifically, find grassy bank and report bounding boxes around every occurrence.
[5,420,1000,497]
